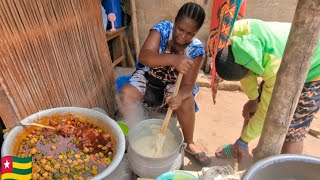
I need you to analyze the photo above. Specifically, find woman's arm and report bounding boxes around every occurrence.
[167,56,202,110]
[178,56,202,100]
[139,30,193,74]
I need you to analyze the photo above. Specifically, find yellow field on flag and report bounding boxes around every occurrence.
[1,156,32,180]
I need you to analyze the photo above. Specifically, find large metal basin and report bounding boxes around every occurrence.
[127,119,185,178]
[242,154,320,180]
[1,107,126,180]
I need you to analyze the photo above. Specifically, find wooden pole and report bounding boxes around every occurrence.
[0,79,19,128]
[130,0,140,59]
[123,31,136,67]
[254,0,320,162]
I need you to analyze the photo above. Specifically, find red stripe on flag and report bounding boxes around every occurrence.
[1,156,13,174]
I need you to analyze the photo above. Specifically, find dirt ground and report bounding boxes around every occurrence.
[183,87,320,171]
[114,67,320,172]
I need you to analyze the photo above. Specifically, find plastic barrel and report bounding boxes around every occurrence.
[102,0,123,29]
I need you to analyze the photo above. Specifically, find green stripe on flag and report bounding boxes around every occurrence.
[13,167,32,175]
[13,156,32,163]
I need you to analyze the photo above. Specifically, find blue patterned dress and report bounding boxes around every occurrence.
[129,20,204,111]
[138,20,204,81]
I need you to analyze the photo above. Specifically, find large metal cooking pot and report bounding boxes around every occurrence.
[1,107,126,180]
[242,154,320,180]
[127,119,186,178]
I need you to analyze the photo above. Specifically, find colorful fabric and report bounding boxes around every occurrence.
[129,69,148,95]
[151,20,204,60]
[207,0,246,103]
[128,20,204,112]
[232,19,320,82]
[138,20,205,73]
[128,70,199,112]
[231,19,320,142]
[130,69,174,110]
[1,156,32,180]
[286,81,320,142]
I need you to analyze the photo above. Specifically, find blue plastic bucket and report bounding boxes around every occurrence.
[102,0,123,29]
[116,75,131,93]
[156,171,199,180]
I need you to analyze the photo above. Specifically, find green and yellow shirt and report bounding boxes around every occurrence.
[231,19,320,142]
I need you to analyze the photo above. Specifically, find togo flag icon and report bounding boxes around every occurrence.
[1,156,32,180]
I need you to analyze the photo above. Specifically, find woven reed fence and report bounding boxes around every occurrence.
[0,0,117,128]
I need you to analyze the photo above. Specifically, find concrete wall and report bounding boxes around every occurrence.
[246,0,298,22]
[135,0,298,46]
[135,0,213,45]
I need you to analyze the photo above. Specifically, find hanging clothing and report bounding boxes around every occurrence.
[207,0,246,103]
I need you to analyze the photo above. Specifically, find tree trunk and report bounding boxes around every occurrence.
[254,0,320,162]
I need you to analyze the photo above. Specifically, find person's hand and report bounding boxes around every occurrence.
[233,139,249,160]
[166,95,182,110]
[173,54,193,74]
[242,99,259,121]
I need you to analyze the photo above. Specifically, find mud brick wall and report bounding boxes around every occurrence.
[135,0,298,46]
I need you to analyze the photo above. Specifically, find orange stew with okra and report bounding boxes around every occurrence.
[16,114,114,180]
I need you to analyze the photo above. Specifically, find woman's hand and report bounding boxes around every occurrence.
[166,95,183,110]
[173,54,193,74]
[242,99,259,120]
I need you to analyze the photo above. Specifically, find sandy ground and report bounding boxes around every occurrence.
[183,87,320,171]
[114,67,320,174]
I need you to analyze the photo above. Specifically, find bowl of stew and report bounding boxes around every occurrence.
[1,107,125,180]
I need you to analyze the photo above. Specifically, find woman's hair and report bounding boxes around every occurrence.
[215,45,249,81]
[175,2,205,30]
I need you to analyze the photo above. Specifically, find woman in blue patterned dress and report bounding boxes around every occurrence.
[120,2,210,165]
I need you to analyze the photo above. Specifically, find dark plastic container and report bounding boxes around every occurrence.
[102,0,122,29]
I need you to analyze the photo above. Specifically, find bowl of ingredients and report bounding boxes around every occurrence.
[1,107,125,180]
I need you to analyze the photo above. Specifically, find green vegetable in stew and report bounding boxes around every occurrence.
[17,114,115,179]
